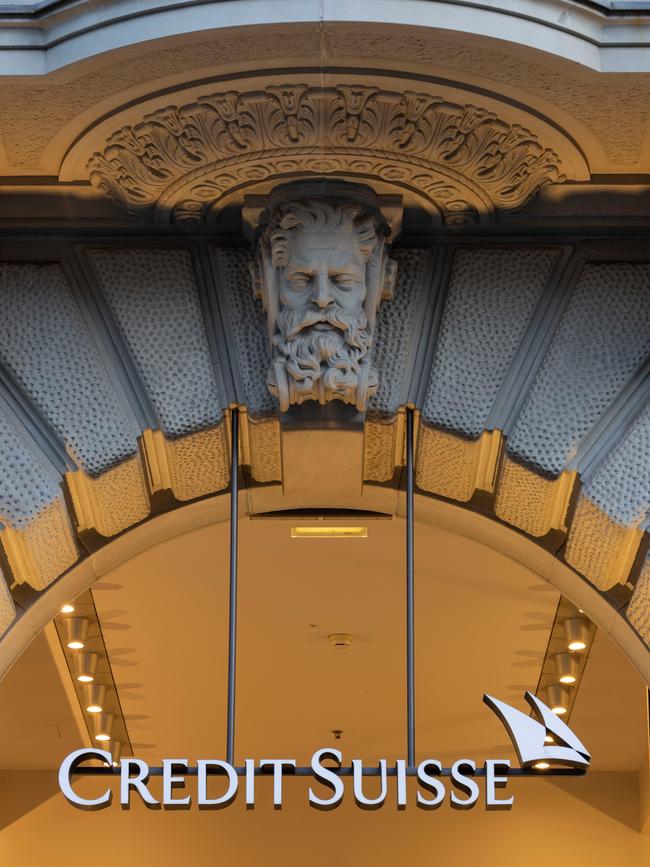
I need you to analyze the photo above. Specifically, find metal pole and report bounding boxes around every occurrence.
[406,407,415,768]
[226,407,239,766]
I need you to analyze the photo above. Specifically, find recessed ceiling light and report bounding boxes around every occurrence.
[60,603,75,614]
[544,685,569,716]
[92,713,114,742]
[62,618,89,650]
[72,651,99,683]
[84,683,106,714]
[534,762,550,770]
[564,617,589,652]
[103,741,123,767]
[553,652,579,685]
[291,526,367,539]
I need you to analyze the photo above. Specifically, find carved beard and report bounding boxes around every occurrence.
[272,305,376,405]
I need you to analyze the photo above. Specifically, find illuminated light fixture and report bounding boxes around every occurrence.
[62,617,89,650]
[564,617,590,652]
[533,762,550,770]
[92,713,114,742]
[71,651,99,683]
[103,741,123,767]
[60,603,75,614]
[544,735,554,744]
[328,633,353,649]
[543,685,570,716]
[291,527,367,539]
[553,652,580,685]
[84,683,106,714]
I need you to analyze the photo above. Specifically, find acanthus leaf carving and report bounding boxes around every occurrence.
[86,83,567,224]
[265,85,313,145]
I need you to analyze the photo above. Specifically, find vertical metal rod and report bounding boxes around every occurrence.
[226,407,239,766]
[406,407,415,768]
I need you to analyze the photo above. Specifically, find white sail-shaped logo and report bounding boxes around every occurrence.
[483,691,591,769]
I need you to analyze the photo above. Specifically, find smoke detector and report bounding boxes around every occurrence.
[328,633,352,648]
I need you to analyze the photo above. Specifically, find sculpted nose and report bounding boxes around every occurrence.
[313,272,333,308]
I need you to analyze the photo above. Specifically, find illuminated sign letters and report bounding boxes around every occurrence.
[58,691,590,812]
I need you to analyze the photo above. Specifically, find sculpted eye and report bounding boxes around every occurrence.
[333,274,357,287]
[289,273,311,290]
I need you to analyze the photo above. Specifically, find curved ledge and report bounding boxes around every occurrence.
[2,489,648,687]
[2,0,650,76]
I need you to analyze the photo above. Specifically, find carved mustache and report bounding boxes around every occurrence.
[281,305,366,339]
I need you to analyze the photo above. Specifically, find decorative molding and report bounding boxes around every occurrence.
[0,500,78,591]
[415,425,503,503]
[65,458,150,539]
[565,496,644,590]
[364,417,398,483]
[141,425,231,502]
[140,428,174,493]
[494,457,577,538]
[246,416,282,484]
[87,84,565,224]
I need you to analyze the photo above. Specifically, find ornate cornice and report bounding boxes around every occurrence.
[87,84,566,224]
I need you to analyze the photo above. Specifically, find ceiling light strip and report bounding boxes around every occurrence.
[290,527,367,538]
[533,597,596,729]
[55,590,132,767]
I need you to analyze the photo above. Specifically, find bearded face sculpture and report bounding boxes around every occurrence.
[252,188,397,412]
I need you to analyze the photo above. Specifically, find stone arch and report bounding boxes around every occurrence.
[2,492,648,686]
[0,237,647,668]
[0,2,647,691]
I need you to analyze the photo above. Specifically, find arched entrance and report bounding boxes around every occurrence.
[0,2,648,862]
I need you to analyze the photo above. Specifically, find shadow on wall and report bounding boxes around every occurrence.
[0,770,59,833]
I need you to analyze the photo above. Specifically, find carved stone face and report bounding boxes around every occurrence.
[254,194,396,412]
[278,227,368,330]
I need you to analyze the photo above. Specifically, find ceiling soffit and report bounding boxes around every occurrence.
[65,74,589,225]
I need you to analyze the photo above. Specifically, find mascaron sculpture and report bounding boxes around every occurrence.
[251,183,397,412]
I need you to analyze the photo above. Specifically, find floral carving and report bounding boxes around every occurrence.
[87,83,565,223]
